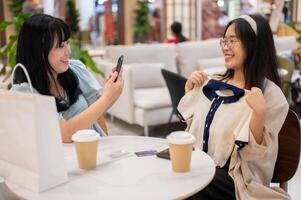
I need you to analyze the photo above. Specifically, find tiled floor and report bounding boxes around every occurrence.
[106,116,301,199]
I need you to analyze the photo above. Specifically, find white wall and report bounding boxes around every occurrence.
[77,0,94,30]
[43,0,55,16]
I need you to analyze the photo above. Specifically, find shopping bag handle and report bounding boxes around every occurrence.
[10,63,34,93]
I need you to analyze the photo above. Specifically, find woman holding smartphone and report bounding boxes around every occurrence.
[11,14,123,143]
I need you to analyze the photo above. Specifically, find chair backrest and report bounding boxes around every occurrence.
[161,69,187,109]
[97,115,108,135]
[272,109,301,186]
[277,56,294,105]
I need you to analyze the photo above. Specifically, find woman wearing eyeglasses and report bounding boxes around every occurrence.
[11,14,123,143]
[181,15,289,199]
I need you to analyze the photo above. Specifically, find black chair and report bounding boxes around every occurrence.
[161,69,187,133]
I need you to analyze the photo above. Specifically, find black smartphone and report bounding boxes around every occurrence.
[156,147,195,160]
[156,148,170,160]
[114,55,124,82]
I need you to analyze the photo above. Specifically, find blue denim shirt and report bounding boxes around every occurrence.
[11,59,105,136]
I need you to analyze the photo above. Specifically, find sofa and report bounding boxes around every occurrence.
[97,43,178,136]
[96,36,298,136]
[176,38,223,77]
[177,36,298,78]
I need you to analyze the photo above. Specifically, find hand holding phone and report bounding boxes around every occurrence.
[114,55,124,82]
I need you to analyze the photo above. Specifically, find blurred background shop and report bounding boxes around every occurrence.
[1,0,301,47]
[1,2,301,198]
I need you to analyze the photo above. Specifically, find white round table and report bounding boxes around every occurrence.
[9,136,215,200]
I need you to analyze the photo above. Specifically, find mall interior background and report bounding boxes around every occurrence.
[1,0,301,49]
[0,1,301,198]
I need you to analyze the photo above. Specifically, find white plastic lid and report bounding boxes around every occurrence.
[167,131,195,145]
[72,129,100,142]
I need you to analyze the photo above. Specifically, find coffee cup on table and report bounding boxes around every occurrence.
[72,129,100,170]
[167,131,195,173]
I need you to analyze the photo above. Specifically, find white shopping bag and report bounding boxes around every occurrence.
[0,63,68,192]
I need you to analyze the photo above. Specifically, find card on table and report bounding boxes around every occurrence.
[134,150,157,157]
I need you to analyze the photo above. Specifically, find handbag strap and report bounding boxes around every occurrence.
[10,63,34,93]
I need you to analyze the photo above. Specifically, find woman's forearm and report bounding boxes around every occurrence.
[60,95,112,142]
[249,110,266,144]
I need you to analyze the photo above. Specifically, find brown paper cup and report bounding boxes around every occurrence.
[169,143,193,172]
[75,140,98,169]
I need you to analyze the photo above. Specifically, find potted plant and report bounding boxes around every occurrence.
[0,12,31,78]
[65,0,80,39]
[133,0,150,43]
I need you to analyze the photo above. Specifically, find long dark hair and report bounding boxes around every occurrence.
[220,14,280,90]
[15,14,80,107]
[171,22,187,43]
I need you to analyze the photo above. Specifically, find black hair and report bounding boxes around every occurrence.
[219,14,280,90]
[15,14,80,111]
[171,22,187,43]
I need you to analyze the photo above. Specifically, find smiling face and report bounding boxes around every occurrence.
[48,38,71,74]
[221,24,246,71]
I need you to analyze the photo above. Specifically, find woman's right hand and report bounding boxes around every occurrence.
[102,71,124,103]
[185,70,208,93]
[60,71,123,142]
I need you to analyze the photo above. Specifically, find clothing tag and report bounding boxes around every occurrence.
[216,90,234,96]
[135,150,157,157]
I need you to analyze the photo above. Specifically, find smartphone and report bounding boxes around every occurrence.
[114,55,124,82]
[156,148,170,160]
[156,147,195,160]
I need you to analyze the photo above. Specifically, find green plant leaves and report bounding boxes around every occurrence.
[288,23,301,44]
[0,21,13,31]
[0,12,31,76]
[133,0,150,38]
[80,50,104,76]
[66,0,80,36]
[8,0,26,17]
[0,65,7,75]
[69,39,104,77]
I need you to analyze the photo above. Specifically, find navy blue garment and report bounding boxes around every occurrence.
[185,159,236,200]
[202,79,245,153]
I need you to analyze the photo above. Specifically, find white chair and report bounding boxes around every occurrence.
[96,43,179,136]
[274,36,298,55]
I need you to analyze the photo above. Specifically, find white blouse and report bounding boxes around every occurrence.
[178,78,290,200]
[178,79,252,167]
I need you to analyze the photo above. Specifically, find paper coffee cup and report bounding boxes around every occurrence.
[167,131,195,173]
[72,129,100,170]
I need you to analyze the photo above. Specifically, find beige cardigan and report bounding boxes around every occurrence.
[178,79,290,200]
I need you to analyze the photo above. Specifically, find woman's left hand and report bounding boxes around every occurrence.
[245,87,266,115]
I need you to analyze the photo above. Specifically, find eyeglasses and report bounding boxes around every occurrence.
[219,37,240,49]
